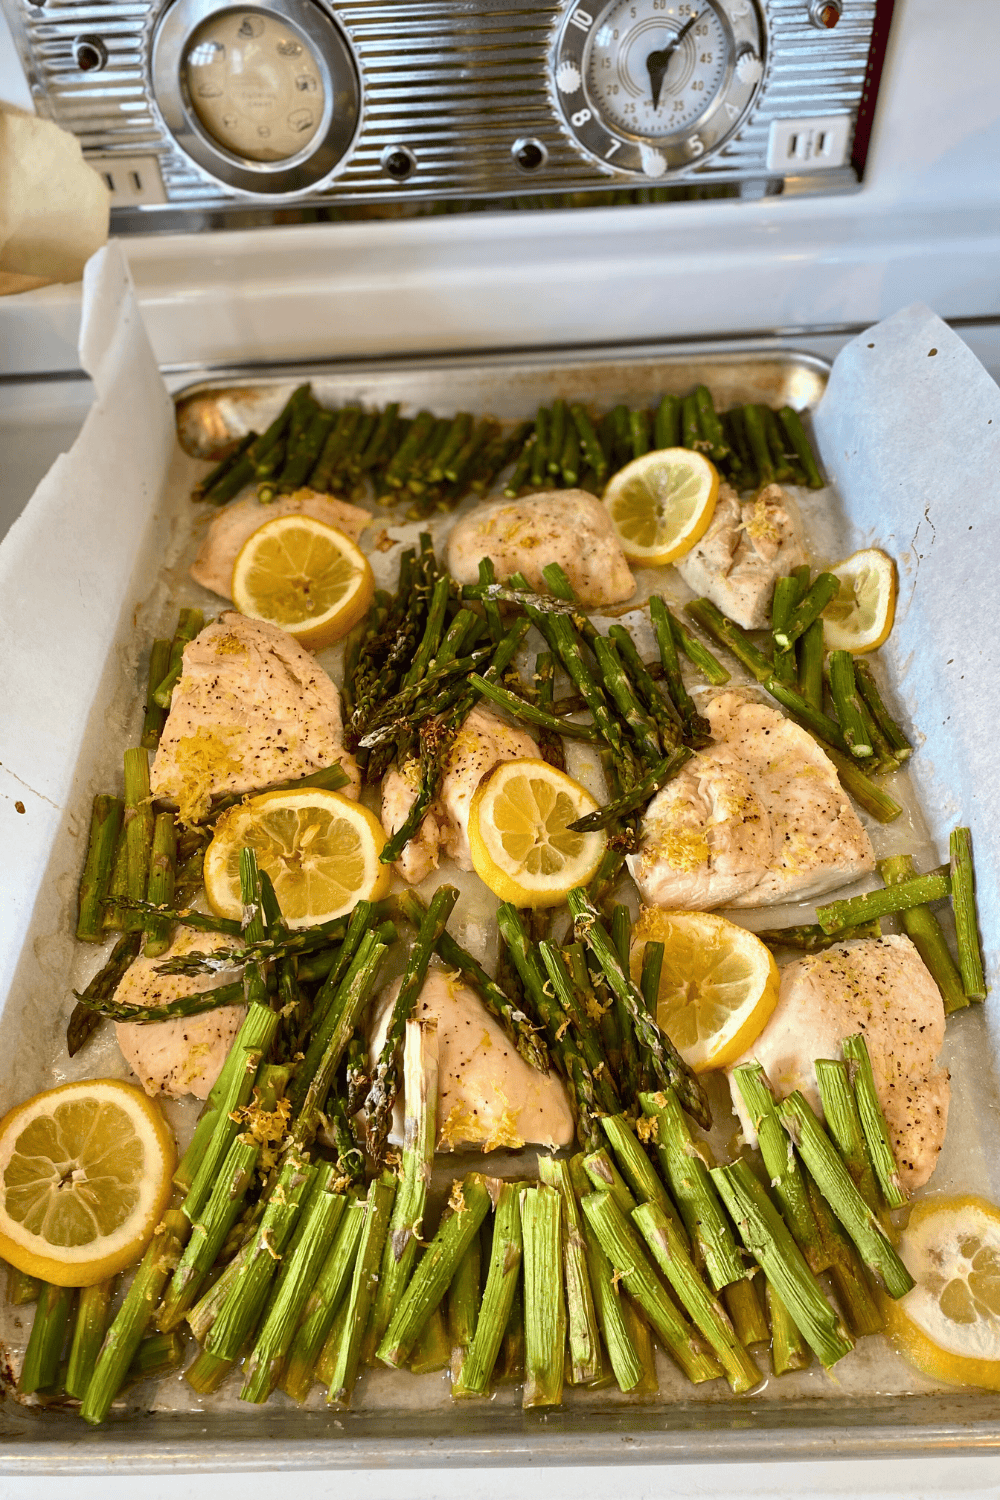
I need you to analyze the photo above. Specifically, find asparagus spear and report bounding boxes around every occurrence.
[159,1138,259,1332]
[797,617,824,712]
[710,1159,854,1369]
[666,607,730,687]
[814,1059,880,1214]
[538,1157,601,1385]
[766,1280,811,1374]
[582,1191,723,1385]
[815,872,950,934]
[76,794,124,943]
[142,811,177,958]
[567,888,711,1129]
[369,1018,440,1353]
[803,1169,883,1338]
[121,748,154,933]
[827,650,874,758]
[600,1113,686,1237]
[853,659,912,761]
[770,574,804,685]
[754,919,882,953]
[568,1156,644,1393]
[878,854,966,1014]
[777,406,824,488]
[152,608,204,710]
[519,1184,566,1408]
[731,1064,827,1275]
[470,672,600,742]
[841,1034,908,1210]
[447,1231,481,1388]
[655,393,681,450]
[193,432,256,502]
[632,1201,760,1394]
[366,886,457,1162]
[775,1092,914,1297]
[742,406,775,486]
[80,1210,190,1423]
[538,941,619,1117]
[723,1278,770,1348]
[281,1193,366,1403]
[569,748,693,833]
[19,1283,75,1396]
[950,826,987,1000]
[649,595,711,743]
[638,1089,745,1289]
[453,1180,525,1397]
[67,931,142,1055]
[377,1176,492,1368]
[408,1305,453,1372]
[571,403,608,479]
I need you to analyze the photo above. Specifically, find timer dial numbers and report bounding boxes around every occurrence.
[552,0,765,180]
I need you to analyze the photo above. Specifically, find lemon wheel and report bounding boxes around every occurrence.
[231,515,374,651]
[883,1195,1000,1390]
[468,758,606,909]
[204,787,390,928]
[0,1079,176,1287]
[821,547,896,653]
[603,448,719,565]
[629,907,779,1072]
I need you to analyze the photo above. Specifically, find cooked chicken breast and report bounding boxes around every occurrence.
[381,704,538,884]
[675,483,807,629]
[368,968,574,1152]
[114,926,245,1101]
[150,611,360,824]
[628,690,874,908]
[728,935,949,1190]
[446,489,635,607]
[190,489,371,600]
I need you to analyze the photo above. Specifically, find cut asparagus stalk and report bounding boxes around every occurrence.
[568,887,711,1129]
[821,742,903,824]
[19,1282,75,1396]
[281,1194,366,1403]
[186,1156,317,1396]
[369,1017,440,1354]
[122,1330,185,1391]
[950,826,987,1000]
[568,1155,644,1393]
[710,1159,854,1369]
[377,1176,492,1369]
[879,854,966,1014]
[815,872,950,935]
[180,1020,279,1221]
[160,1137,260,1333]
[583,1147,637,1214]
[140,638,172,749]
[568,748,693,833]
[453,1181,525,1397]
[731,1064,827,1275]
[803,1170,883,1338]
[315,1296,353,1389]
[773,573,839,652]
[324,1171,398,1406]
[152,608,204,708]
[5,1263,41,1305]
[722,1277,770,1348]
[827,650,873,758]
[241,1188,348,1403]
[142,811,177,958]
[632,1201,761,1394]
[797,617,824,712]
[841,1033,907,1210]
[121,748,154,933]
[813,1059,880,1214]
[80,1210,190,1423]
[638,1089,745,1290]
[499,1279,525,1380]
[775,1092,914,1297]
[539,1157,601,1385]
[649,595,711,743]
[581,1191,722,1386]
[76,794,124,943]
[600,1113,687,1242]
[619,1296,659,1395]
[448,1233,481,1388]
[520,1184,566,1408]
[409,1305,452,1374]
[755,920,882,953]
[766,1279,811,1375]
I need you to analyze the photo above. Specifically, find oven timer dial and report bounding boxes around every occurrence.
[551,0,765,178]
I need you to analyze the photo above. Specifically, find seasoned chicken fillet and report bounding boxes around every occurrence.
[114,926,245,1101]
[368,969,574,1152]
[381,704,539,884]
[150,612,359,824]
[728,935,949,1190]
[675,483,807,629]
[190,488,371,600]
[628,690,874,908]
[446,489,635,608]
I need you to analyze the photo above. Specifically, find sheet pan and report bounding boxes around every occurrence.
[1,250,998,1470]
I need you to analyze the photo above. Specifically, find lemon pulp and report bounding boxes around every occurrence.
[468,759,606,908]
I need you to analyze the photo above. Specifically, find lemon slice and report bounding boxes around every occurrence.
[603,448,720,565]
[628,907,779,1072]
[0,1079,175,1287]
[203,787,390,928]
[883,1195,1000,1390]
[821,547,896,653]
[231,515,374,651]
[468,758,606,909]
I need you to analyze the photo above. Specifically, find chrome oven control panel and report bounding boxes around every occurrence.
[2,0,892,222]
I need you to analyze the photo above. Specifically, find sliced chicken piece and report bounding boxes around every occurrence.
[150,611,360,825]
[114,926,245,1101]
[368,968,574,1152]
[628,690,874,909]
[675,483,807,629]
[446,489,635,608]
[627,746,772,907]
[709,692,874,906]
[728,935,949,1190]
[381,704,539,884]
[190,489,371,600]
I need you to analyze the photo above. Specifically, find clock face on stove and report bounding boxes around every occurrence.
[551,0,764,178]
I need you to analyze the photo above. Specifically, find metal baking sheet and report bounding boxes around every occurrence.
[2,282,999,1469]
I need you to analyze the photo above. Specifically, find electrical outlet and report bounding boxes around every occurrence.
[766,116,851,173]
[88,154,168,206]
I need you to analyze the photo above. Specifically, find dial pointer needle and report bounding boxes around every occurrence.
[645,11,704,110]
